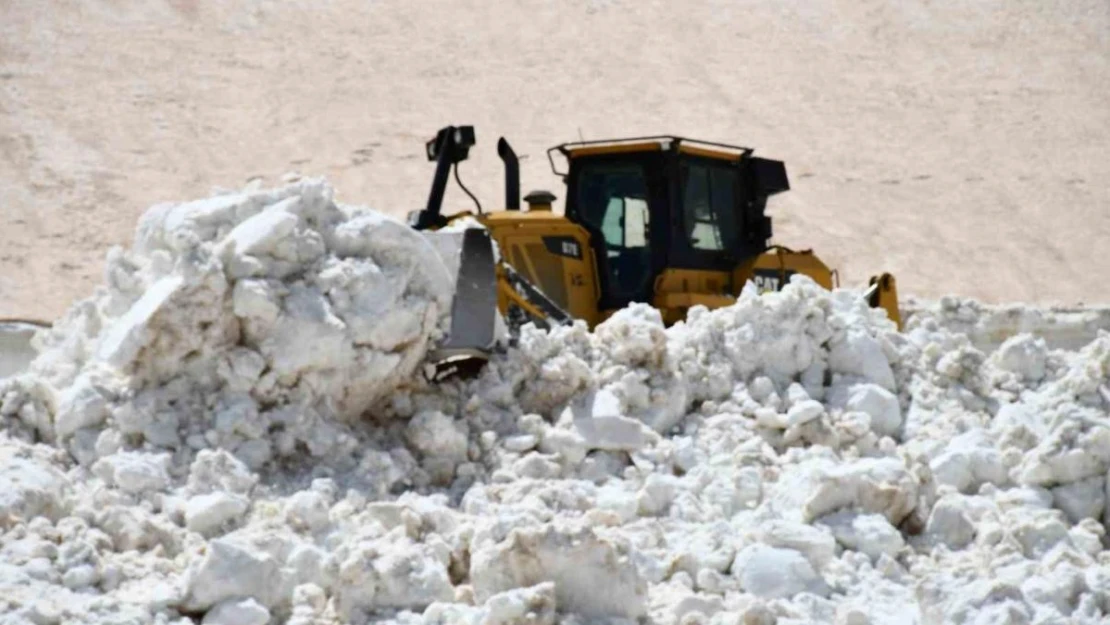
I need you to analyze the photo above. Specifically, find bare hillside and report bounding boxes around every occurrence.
[1,0,1108,320]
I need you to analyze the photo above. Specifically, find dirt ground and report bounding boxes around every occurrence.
[2,0,1108,321]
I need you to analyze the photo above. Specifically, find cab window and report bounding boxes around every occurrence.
[681,160,739,252]
[599,196,649,250]
[576,162,653,299]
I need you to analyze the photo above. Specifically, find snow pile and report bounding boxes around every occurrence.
[904,296,1110,353]
[3,179,1110,625]
[2,178,456,471]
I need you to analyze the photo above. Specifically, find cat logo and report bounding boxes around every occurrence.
[753,275,781,293]
[752,269,795,294]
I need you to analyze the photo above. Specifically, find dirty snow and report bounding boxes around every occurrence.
[3,180,1110,624]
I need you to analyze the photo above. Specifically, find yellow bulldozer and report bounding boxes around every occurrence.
[409,126,900,378]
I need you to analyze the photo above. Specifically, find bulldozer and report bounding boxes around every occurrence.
[409,125,901,378]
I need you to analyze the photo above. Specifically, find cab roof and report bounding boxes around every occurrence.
[547,135,755,176]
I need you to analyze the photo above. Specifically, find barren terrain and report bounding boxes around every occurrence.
[2,0,1108,320]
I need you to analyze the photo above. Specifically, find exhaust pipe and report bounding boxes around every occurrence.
[497,137,520,210]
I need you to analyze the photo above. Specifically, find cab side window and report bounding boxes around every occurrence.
[681,161,738,252]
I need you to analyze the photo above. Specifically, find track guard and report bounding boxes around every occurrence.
[425,228,498,381]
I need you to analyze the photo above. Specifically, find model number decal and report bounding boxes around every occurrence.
[543,236,584,260]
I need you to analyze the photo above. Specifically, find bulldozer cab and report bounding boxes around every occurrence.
[555,137,787,312]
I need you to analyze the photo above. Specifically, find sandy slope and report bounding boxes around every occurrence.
[1,0,1108,321]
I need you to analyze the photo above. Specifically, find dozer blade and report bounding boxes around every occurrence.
[426,228,498,381]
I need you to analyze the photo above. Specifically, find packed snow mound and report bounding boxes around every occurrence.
[904,296,1110,353]
[3,179,1110,625]
[2,179,456,470]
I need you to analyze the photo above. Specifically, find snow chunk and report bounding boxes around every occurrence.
[182,537,285,611]
[1052,475,1106,523]
[758,521,839,569]
[594,303,668,368]
[925,494,977,549]
[730,544,830,599]
[845,383,902,437]
[787,399,825,427]
[407,411,468,460]
[93,451,170,494]
[95,275,185,368]
[406,410,468,484]
[219,200,301,262]
[187,449,258,496]
[53,375,111,439]
[561,389,650,452]
[828,328,896,390]
[424,582,557,625]
[817,511,905,560]
[185,492,250,536]
[283,486,333,533]
[929,429,1007,493]
[0,443,70,527]
[992,333,1048,381]
[333,532,454,617]
[202,597,271,625]
[470,523,647,619]
[803,457,919,525]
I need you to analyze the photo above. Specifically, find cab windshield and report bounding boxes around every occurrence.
[576,162,653,300]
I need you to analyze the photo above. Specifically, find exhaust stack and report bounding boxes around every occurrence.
[497,138,520,210]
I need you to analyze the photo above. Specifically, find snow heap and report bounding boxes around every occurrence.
[3,179,455,470]
[3,179,1110,625]
[903,296,1110,353]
